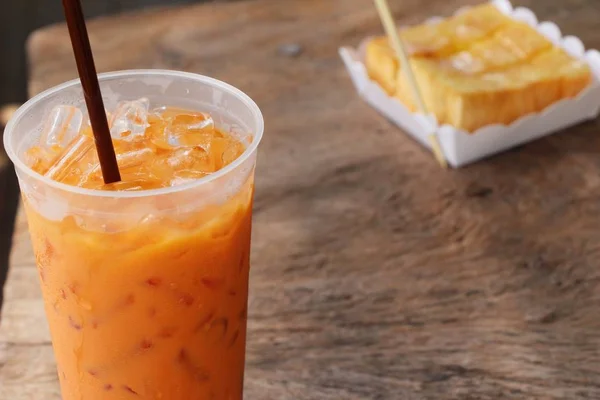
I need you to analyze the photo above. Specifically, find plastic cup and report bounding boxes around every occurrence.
[4,70,264,400]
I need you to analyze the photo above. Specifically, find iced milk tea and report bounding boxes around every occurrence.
[5,71,263,400]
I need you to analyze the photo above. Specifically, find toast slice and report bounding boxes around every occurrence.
[365,3,593,132]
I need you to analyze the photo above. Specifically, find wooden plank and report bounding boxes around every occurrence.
[5,0,600,399]
[0,343,60,400]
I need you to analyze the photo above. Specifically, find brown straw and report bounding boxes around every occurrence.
[62,0,121,183]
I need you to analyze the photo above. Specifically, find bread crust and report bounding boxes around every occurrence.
[365,3,592,132]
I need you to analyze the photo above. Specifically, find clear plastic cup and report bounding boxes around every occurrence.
[4,70,264,400]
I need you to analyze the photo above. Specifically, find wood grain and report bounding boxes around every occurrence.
[3,0,600,399]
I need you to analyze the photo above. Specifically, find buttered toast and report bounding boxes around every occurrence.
[365,3,592,132]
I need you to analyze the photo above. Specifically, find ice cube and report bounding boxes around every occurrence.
[25,106,84,175]
[45,135,95,182]
[117,147,155,170]
[78,144,156,189]
[36,197,70,221]
[167,147,208,169]
[221,139,245,167]
[40,106,83,149]
[146,146,211,186]
[25,146,56,175]
[168,148,212,186]
[109,98,150,140]
[149,109,215,150]
[101,179,163,192]
[170,171,210,187]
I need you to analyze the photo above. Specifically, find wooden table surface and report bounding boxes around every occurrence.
[3,0,600,398]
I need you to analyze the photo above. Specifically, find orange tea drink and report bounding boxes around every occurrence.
[4,71,264,400]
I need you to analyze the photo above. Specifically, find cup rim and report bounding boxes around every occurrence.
[4,69,265,199]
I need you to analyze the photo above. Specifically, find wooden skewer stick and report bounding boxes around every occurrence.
[373,0,448,169]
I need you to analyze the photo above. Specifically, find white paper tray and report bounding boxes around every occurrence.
[339,0,600,167]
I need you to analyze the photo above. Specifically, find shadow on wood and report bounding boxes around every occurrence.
[0,149,20,316]
[0,105,21,315]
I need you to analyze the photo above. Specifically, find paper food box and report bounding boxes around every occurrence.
[339,0,600,167]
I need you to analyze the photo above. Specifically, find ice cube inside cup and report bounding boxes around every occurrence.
[109,97,151,140]
[25,99,247,191]
[42,105,84,148]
